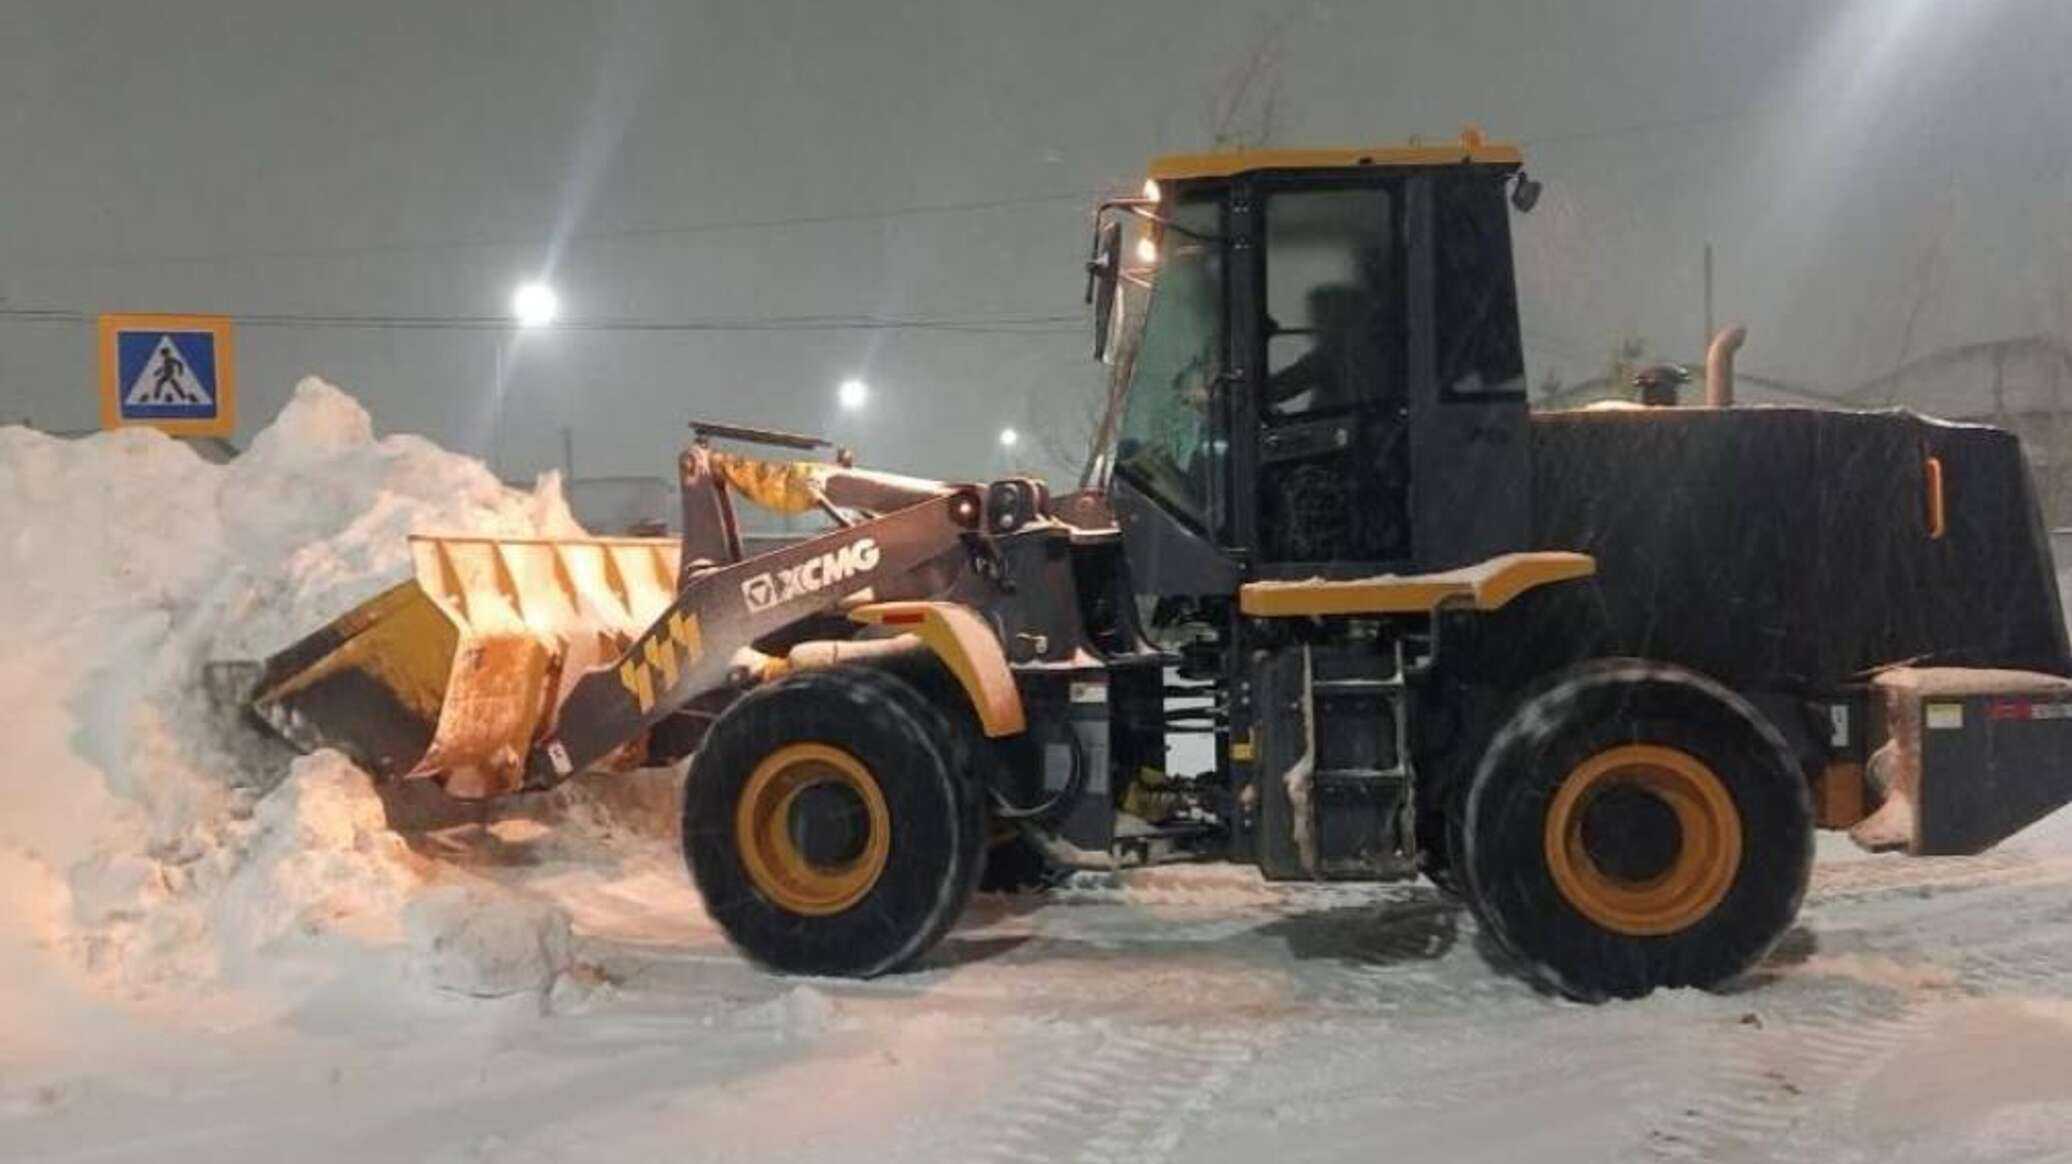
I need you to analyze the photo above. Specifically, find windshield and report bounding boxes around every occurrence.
[1107,197,1223,528]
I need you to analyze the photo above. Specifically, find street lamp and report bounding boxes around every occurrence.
[837,377,870,411]
[511,281,560,328]
[495,280,560,479]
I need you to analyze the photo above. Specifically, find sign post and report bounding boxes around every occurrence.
[98,313,236,436]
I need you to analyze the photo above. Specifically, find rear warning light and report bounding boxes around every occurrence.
[1924,456,1946,540]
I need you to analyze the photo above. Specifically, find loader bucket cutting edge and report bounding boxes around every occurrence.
[248,533,681,795]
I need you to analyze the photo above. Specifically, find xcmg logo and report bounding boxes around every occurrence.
[741,537,881,612]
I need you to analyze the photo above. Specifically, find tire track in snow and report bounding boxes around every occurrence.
[1640,980,1929,1161]
[1049,875,1537,1020]
[1950,933,2072,999]
[1287,903,1544,1018]
[970,1021,1263,1164]
[1804,851,2057,906]
[1636,848,2072,1160]
[953,876,1485,1018]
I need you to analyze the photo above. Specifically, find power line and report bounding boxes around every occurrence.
[1515,103,1770,150]
[0,188,1106,272]
[1,108,1786,337]
[2,105,1780,274]
[0,304,1084,336]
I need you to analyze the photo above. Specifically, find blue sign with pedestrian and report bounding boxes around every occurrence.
[118,331,218,418]
[98,314,237,435]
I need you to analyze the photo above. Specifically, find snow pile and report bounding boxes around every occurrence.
[404,883,574,998]
[204,753,430,970]
[724,984,841,1040]
[0,378,584,999]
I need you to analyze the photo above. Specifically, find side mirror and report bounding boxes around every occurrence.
[1085,219,1123,360]
[1510,171,1543,214]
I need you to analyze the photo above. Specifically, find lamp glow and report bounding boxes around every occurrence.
[998,427,1020,449]
[837,377,869,411]
[511,281,560,328]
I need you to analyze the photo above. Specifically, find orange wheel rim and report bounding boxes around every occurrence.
[1543,744,1741,936]
[734,743,890,916]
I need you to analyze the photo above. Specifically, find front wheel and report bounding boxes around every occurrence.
[1460,659,1813,1001]
[683,667,987,976]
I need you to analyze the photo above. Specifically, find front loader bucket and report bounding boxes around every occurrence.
[248,534,680,797]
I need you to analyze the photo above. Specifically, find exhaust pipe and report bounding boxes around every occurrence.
[1705,325,1747,407]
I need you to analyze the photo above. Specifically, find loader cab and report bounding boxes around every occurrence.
[1092,135,1534,588]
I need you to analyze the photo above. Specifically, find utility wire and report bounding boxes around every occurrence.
[1515,104,1768,149]
[2,106,1776,274]
[0,188,1106,272]
[0,105,1784,336]
[0,304,1084,336]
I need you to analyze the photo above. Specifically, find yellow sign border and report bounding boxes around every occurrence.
[98,313,237,437]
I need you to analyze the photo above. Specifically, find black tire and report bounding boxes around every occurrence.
[1460,659,1813,1001]
[682,667,987,977]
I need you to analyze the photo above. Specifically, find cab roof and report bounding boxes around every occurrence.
[1146,129,1521,182]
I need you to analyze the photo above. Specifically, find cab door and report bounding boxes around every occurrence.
[1249,178,1412,570]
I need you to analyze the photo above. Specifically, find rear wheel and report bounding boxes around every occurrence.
[683,667,986,976]
[1461,659,1812,1000]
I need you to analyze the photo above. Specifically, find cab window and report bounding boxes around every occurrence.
[1433,174,1525,399]
[1263,187,1403,417]
[1114,198,1223,528]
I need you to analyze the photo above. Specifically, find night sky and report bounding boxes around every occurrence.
[4,0,2067,484]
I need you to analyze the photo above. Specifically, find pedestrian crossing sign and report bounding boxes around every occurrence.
[98,313,236,436]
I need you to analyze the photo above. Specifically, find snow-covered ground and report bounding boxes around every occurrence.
[6,384,2072,1163]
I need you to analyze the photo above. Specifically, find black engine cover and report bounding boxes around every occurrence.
[1520,407,2070,687]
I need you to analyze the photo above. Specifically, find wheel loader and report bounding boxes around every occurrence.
[240,131,2072,1000]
